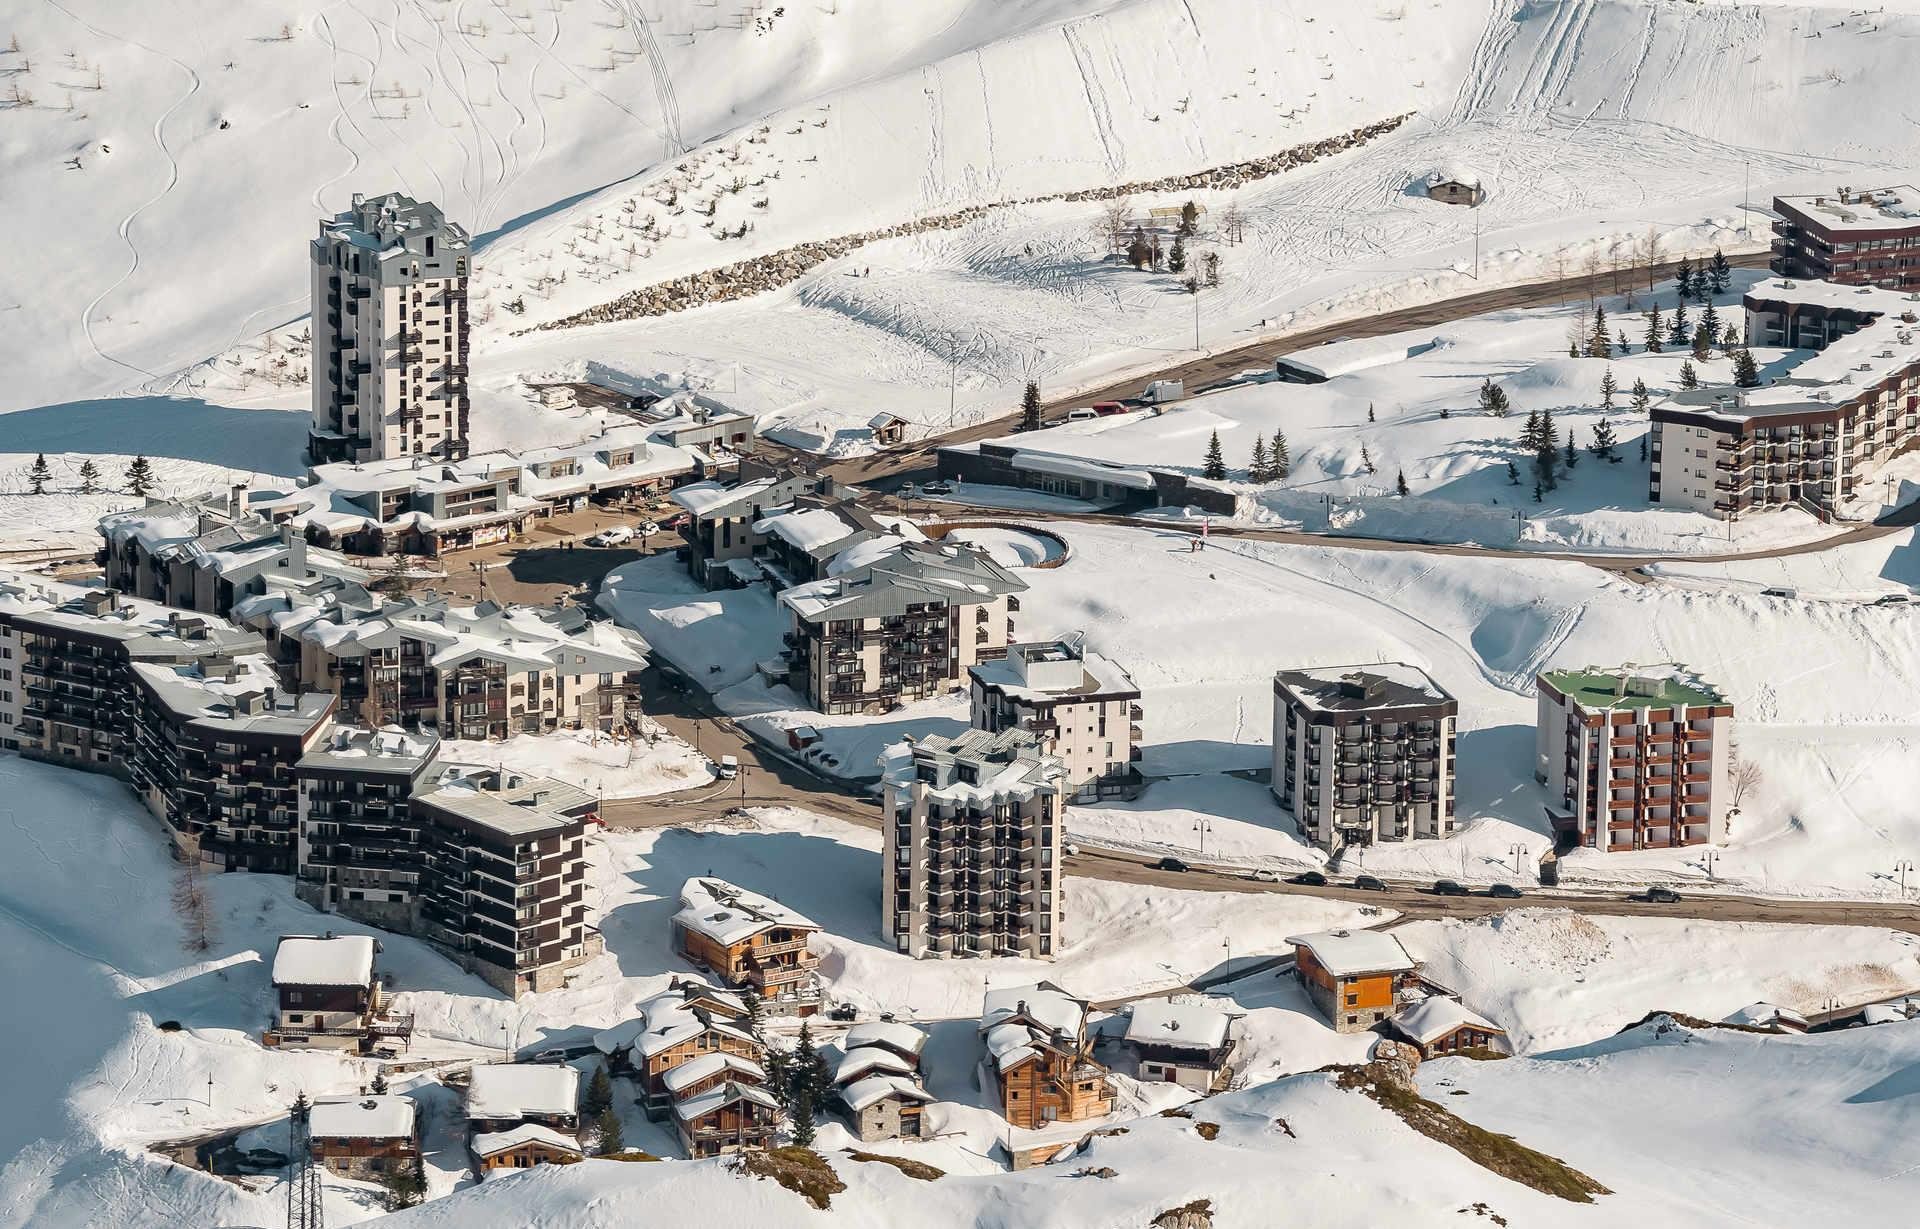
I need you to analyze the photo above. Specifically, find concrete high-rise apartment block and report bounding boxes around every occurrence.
[310,193,472,465]
[969,640,1144,802]
[1535,666,1733,853]
[1271,664,1458,853]
[881,729,1064,960]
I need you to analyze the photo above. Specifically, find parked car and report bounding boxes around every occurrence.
[662,512,689,530]
[1874,592,1911,606]
[919,480,955,496]
[529,1047,572,1064]
[1645,886,1683,904]
[1432,879,1470,897]
[1760,586,1798,599]
[1288,871,1329,887]
[829,1003,858,1022]
[715,754,739,780]
[589,525,635,546]
[637,521,660,537]
[1090,400,1129,417]
[1065,407,1100,422]
[1248,868,1282,883]
[1063,842,1080,857]
[1154,856,1191,873]
[1487,883,1525,899]
[1351,875,1387,892]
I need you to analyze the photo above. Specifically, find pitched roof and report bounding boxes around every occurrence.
[1286,929,1416,978]
[271,935,376,989]
[673,877,819,947]
[1123,1000,1233,1050]
[842,1021,928,1061]
[1392,997,1505,1045]
[661,1052,767,1094]
[838,1074,933,1113]
[673,1080,779,1123]
[470,1123,582,1159]
[832,1047,915,1086]
[309,1095,415,1141]
[466,1064,580,1120]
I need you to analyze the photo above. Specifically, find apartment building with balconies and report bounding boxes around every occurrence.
[295,725,445,928]
[1653,277,1920,521]
[239,588,650,738]
[414,768,598,996]
[1271,664,1458,854]
[1535,666,1733,854]
[1770,186,1920,290]
[127,655,338,873]
[781,542,1026,716]
[670,460,848,588]
[310,193,472,465]
[969,640,1143,801]
[881,728,1065,960]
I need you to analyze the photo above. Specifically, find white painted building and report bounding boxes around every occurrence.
[970,640,1143,801]
[310,193,472,465]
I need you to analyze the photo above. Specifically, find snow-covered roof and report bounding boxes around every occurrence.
[1722,1002,1810,1032]
[1275,334,1439,382]
[596,981,755,1060]
[868,412,906,429]
[981,982,1087,1039]
[1776,185,1920,233]
[755,506,861,554]
[271,935,376,989]
[781,541,1025,623]
[661,1052,767,1094]
[309,1095,415,1141]
[842,1021,928,1061]
[673,877,819,947]
[881,728,1065,805]
[1287,929,1416,977]
[672,1080,779,1122]
[1124,1001,1233,1050]
[833,1047,915,1086]
[838,1074,933,1113]
[1428,165,1482,188]
[1392,997,1505,1045]
[970,640,1140,703]
[1274,663,1455,714]
[470,1123,583,1159]
[466,1065,580,1121]
[672,476,775,517]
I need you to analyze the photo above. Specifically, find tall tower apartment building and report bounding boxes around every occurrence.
[881,729,1064,960]
[1271,664,1458,853]
[310,193,472,465]
[1535,666,1733,853]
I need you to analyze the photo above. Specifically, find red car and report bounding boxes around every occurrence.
[1091,401,1128,416]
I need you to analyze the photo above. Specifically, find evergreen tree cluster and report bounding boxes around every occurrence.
[765,1022,830,1146]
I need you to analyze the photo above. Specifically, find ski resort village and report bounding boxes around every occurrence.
[10,2,1920,1227]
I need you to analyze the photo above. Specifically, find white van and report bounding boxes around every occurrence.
[1065,407,1100,422]
[716,755,739,780]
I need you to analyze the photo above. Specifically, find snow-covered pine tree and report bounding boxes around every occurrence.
[1366,403,1375,423]
[1668,300,1690,349]
[1709,248,1732,295]
[1674,255,1695,302]
[1506,459,1520,485]
[1588,304,1610,358]
[78,458,98,493]
[1599,367,1617,412]
[1618,328,1630,355]
[1270,428,1290,479]
[1478,378,1510,417]
[1691,321,1713,361]
[27,453,50,495]
[1020,381,1042,432]
[1733,347,1761,388]
[1248,436,1270,482]
[1395,470,1409,496]
[1168,234,1188,274]
[1521,407,1541,452]
[1678,359,1699,389]
[1631,377,1651,415]
[1202,430,1226,480]
[1644,305,1664,354]
[1591,417,1616,459]
[1360,444,1376,475]
[1700,301,1721,347]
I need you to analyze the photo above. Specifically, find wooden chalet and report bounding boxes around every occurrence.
[1122,1000,1239,1092]
[591,979,761,1119]
[979,982,1113,1130]
[1287,929,1417,1034]
[672,1080,781,1158]
[307,1095,419,1180]
[1389,997,1511,1059]
[472,1123,584,1175]
[267,933,412,1054]
[672,877,822,1015]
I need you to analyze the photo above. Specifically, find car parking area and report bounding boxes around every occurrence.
[437,501,683,606]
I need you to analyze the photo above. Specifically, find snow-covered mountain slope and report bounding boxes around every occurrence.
[0,0,1128,413]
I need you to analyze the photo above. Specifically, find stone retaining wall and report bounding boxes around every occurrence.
[528,114,1412,333]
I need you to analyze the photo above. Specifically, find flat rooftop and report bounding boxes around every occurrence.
[1776,185,1920,233]
[1275,662,1455,713]
[1541,666,1725,712]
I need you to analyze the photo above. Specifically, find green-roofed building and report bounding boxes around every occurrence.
[1535,666,1734,855]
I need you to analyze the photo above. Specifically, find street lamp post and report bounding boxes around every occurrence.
[1897,860,1914,895]
[1703,849,1719,879]
[1193,819,1213,858]
[1509,843,1526,876]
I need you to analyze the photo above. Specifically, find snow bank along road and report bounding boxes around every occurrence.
[603,676,1920,935]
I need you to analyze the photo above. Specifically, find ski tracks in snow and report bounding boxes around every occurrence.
[40,1,200,382]
[1061,21,1122,178]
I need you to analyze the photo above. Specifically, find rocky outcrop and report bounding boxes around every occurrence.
[527,115,1412,333]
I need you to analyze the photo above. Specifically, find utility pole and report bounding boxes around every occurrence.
[1473,202,1481,280]
[948,332,961,427]
[1193,286,1201,351]
[287,1094,325,1229]
[1742,160,1751,238]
